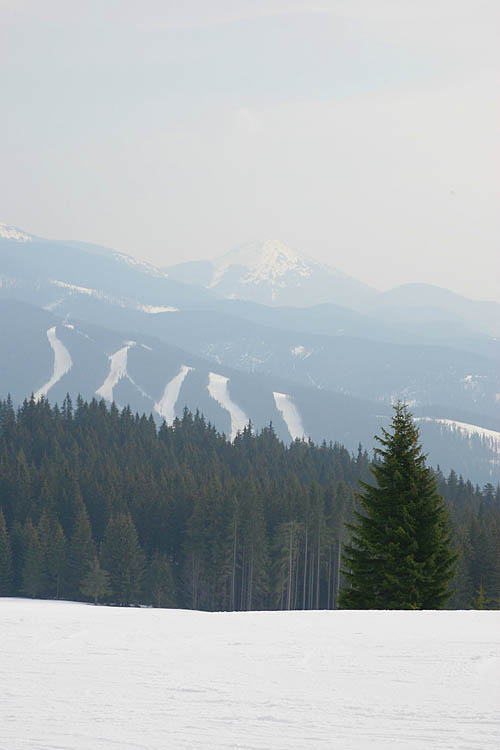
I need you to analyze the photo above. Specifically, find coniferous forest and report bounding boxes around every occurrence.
[0,395,499,610]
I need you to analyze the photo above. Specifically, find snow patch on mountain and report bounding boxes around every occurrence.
[462,374,489,392]
[291,345,312,359]
[34,327,72,400]
[53,279,98,296]
[96,342,152,404]
[0,223,32,242]
[96,345,132,401]
[44,298,65,311]
[207,372,248,440]
[139,304,179,314]
[210,240,313,296]
[112,252,169,279]
[273,392,308,441]
[154,365,193,424]
[52,281,179,315]
[416,417,500,456]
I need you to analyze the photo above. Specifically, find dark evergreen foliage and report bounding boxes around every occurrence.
[339,404,457,609]
[0,395,498,609]
[80,558,111,604]
[0,509,13,594]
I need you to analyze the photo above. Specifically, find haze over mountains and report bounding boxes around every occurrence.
[1,222,500,484]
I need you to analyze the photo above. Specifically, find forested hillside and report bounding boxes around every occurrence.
[0,396,498,609]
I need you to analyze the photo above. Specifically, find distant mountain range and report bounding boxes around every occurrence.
[167,239,378,309]
[168,238,500,336]
[1,222,499,484]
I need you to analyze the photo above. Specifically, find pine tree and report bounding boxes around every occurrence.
[46,520,67,599]
[339,404,457,610]
[474,581,488,610]
[101,513,145,604]
[80,557,111,604]
[66,508,96,598]
[21,520,46,598]
[0,509,13,595]
[147,551,176,608]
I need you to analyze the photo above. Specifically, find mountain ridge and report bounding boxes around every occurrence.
[2,224,500,482]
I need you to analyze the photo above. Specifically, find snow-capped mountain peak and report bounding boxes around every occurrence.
[211,240,313,288]
[0,222,33,242]
[191,238,377,307]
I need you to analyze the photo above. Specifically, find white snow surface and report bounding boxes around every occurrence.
[273,391,307,441]
[209,240,346,298]
[207,372,248,440]
[138,304,179,314]
[210,240,313,293]
[0,222,32,242]
[1,599,499,750]
[154,365,193,424]
[52,279,99,296]
[416,417,500,455]
[34,327,72,400]
[290,344,312,359]
[112,252,169,279]
[96,343,135,402]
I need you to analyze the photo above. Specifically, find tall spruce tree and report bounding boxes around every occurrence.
[66,508,96,598]
[339,403,457,609]
[21,519,46,598]
[80,557,111,604]
[147,551,175,608]
[101,512,145,604]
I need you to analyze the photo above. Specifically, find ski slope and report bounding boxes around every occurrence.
[207,372,248,440]
[34,326,73,400]
[273,391,308,440]
[154,365,193,424]
[96,343,135,402]
[1,599,499,750]
[416,417,500,456]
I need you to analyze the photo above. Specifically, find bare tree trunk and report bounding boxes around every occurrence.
[191,554,199,610]
[335,539,342,609]
[247,545,254,611]
[287,525,293,610]
[240,549,246,611]
[327,547,332,610]
[302,523,308,609]
[231,519,237,611]
[309,552,315,609]
[293,549,299,609]
[315,521,321,609]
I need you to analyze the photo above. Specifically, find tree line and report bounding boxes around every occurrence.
[0,395,499,609]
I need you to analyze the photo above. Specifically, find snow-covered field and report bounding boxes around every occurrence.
[1,600,499,750]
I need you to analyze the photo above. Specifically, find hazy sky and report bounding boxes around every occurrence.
[1,1,499,300]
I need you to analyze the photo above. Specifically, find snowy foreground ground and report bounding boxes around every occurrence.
[1,599,499,750]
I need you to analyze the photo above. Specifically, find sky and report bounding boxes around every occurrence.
[1,0,499,300]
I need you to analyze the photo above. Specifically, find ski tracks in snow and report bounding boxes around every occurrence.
[155,365,193,424]
[207,372,248,441]
[96,341,152,405]
[96,344,133,402]
[34,327,73,400]
[273,392,307,441]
